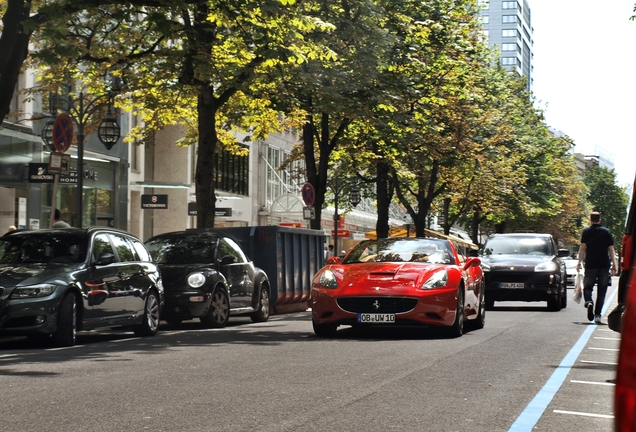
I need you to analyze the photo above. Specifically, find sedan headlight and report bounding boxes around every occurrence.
[11,284,57,299]
[187,273,206,288]
[481,262,491,272]
[422,270,448,290]
[319,269,338,289]
[535,261,557,272]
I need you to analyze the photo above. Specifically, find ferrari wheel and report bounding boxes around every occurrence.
[447,288,465,338]
[313,320,337,337]
[471,286,486,330]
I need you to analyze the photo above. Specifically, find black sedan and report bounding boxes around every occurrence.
[480,233,570,310]
[144,230,270,327]
[0,228,163,346]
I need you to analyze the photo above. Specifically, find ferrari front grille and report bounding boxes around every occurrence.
[337,297,418,314]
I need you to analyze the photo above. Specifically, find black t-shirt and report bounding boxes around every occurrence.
[581,224,614,269]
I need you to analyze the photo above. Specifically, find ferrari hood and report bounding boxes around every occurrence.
[331,262,444,291]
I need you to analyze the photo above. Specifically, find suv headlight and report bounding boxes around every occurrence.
[422,270,448,290]
[187,273,206,288]
[481,262,491,272]
[535,261,557,272]
[11,284,57,298]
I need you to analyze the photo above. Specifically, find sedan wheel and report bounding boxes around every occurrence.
[250,286,270,323]
[53,293,77,347]
[200,288,230,328]
[133,291,161,337]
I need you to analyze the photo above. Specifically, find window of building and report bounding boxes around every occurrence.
[265,145,305,207]
[501,57,517,66]
[502,1,518,9]
[478,0,489,9]
[502,15,517,23]
[214,145,249,196]
[501,43,517,52]
[481,15,489,24]
[502,29,516,38]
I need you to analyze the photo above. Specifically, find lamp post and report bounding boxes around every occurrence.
[41,81,121,228]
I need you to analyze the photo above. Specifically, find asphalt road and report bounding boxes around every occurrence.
[0,280,620,432]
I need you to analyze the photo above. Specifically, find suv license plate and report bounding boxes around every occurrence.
[500,282,525,289]
[358,313,395,323]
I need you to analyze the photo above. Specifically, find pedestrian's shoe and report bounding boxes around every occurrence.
[586,301,594,322]
[594,314,602,324]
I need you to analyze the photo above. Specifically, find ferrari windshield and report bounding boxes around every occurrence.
[343,238,455,265]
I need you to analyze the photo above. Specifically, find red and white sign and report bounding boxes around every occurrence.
[280,223,302,228]
[332,230,351,238]
[52,113,74,153]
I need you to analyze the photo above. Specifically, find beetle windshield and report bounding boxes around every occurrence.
[145,236,219,264]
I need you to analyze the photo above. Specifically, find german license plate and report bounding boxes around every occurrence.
[500,282,525,289]
[358,313,395,323]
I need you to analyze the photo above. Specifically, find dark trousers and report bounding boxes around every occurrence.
[583,267,610,316]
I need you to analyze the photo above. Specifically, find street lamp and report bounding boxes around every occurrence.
[41,80,121,228]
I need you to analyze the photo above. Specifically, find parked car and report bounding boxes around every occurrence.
[480,233,570,310]
[144,230,270,327]
[561,257,580,286]
[0,227,163,346]
[311,237,485,338]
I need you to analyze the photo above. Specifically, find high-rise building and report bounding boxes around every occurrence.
[479,0,534,90]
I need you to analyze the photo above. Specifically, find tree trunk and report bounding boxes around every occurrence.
[195,85,218,228]
[0,0,33,122]
[375,156,391,239]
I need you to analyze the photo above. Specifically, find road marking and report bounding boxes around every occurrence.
[553,409,614,419]
[0,354,18,359]
[594,337,621,341]
[508,286,617,432]
[588,347,619,352]
[580,360,618,366]
[48,345,84,351]
[570,379,615,386]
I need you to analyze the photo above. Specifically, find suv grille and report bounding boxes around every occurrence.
[337,297,418,314]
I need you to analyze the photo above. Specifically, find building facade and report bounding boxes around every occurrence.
[479,0,534,90]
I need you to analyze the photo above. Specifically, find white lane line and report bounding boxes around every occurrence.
[0,354,18,359]
[580,360,618,366]
[48,345,85,351]
[594,337,621,341]
[570,379,615,386]
[588,347,619,352]
[112,337,142,343]
[553,409,614,419]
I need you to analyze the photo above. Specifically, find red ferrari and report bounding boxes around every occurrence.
[311,237,485,337]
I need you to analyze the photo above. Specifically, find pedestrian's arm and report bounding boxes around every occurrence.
[576,244,586,271]
[609,245,618,275]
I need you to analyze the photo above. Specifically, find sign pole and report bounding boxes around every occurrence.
[49,175,59,228]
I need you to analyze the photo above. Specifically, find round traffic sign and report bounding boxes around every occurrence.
[52,113,74,152]
[301,183,315,206]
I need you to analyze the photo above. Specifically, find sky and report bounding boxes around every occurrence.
[529,0,636,188]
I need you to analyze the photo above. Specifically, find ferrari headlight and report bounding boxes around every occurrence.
[319,269,338,289]
[11,284,57,298]
[535,261,557,272]
[187,273,206,288]
[422,270,448,290]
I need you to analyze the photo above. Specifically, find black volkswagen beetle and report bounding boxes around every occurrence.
[144,230,270,327]
[0,227,163,346]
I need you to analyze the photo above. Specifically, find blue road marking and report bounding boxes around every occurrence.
[508,286,618,431]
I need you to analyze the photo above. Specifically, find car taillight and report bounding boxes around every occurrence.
[615,264,636,431]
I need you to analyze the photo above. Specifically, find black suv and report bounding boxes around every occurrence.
[0,227,163,346]
[480,233,570,310]
[144,230,270,327]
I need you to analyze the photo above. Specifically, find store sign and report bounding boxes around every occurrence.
[332,230,351,237]
[28,163,97,184]
[141,194,168,209]
[216,207,232,217]
[188,202,197,216]
[280,223,302,228]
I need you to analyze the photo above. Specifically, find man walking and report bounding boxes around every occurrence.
[576,212,618,324]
